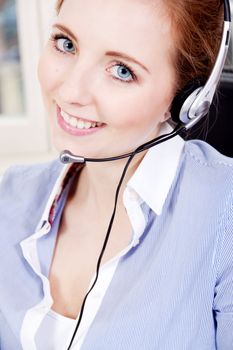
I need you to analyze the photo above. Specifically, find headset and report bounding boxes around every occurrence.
[62,2,231,348]
[170,0,231,128]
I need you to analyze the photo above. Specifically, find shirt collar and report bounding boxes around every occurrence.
[39,163,82,227]
[127,123,184,215]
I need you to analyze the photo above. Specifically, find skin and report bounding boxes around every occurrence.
[37,0,177,319]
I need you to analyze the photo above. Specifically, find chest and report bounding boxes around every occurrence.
[48,202,133,319]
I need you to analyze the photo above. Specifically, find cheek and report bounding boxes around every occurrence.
[38,49,62,96]
[99,87,171,130]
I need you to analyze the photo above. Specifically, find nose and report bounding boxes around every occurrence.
[58,59,96,106]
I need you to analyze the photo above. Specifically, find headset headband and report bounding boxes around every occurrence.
[172,0,231,130]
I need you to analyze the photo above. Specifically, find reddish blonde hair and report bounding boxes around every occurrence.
[55,0,224,92]
[164,0,223,91]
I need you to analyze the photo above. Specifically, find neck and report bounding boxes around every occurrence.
[73,152,145,211]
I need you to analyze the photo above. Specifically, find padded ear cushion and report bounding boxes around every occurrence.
[170,78,205,124]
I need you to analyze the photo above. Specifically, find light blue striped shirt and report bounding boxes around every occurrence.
[0,138,233,349]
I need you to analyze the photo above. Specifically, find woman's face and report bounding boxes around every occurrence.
[38,0,176,158]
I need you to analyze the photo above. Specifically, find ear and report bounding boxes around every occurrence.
[161,111,171,122]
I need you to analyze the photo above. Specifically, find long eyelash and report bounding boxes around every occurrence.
[50,33,73,54]
[113,61,137,84]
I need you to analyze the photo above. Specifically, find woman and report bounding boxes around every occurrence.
[0,0,232,349]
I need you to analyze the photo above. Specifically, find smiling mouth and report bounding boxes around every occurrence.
[60,109,104,130]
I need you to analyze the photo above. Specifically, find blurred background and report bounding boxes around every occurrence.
[0,0,56,174]
[0,0,232,175]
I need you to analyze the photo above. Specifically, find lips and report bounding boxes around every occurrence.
[57,106,105,136]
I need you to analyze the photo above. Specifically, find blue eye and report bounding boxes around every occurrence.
[110,63,136,83]
[51,34,75,54]
[116,65,132,79]
[57,38,75,53]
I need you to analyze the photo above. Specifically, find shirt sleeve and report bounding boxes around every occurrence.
[213,194,233,350]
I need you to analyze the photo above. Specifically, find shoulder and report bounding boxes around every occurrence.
[173,140,233,225]
[0,159,63,238]
[0,158,63,195]
[183,139,233,183]
[181,139,233,194]
[179,139,233,227]
[184,139,233,169]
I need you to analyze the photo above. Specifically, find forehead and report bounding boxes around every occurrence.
[58,0,171,36]
[57,0,173,71]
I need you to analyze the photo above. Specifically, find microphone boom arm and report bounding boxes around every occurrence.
[60,124,186,164]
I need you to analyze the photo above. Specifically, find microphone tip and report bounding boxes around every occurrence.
[59,150,85,164]
[60,150,72,164]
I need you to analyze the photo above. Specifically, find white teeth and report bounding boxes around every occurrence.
[60,109,102,129]
[70,116,78,127]
[77,120,84,129]
[84,121,92,129]
[61,110,70,123]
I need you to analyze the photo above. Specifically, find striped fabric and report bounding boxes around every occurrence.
[0,139,233,349]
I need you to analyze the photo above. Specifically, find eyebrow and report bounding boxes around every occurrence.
[105,51,149,73]
[52,23,77,42]
[52,23,150,73]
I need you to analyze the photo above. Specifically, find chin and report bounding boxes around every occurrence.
[53,140,101,159]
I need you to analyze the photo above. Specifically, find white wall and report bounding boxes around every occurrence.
[0,0,58,174]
